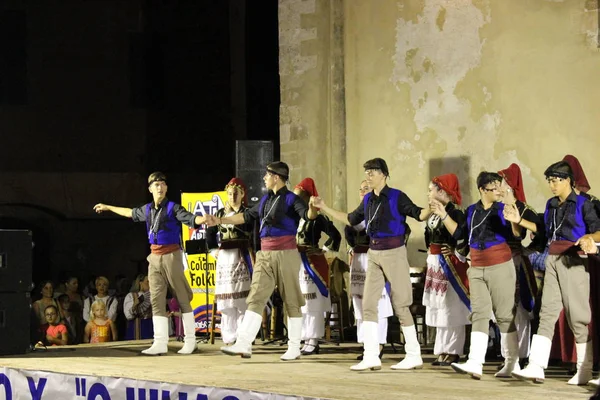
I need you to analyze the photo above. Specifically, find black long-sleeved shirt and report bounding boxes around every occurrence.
[345,224,369,248]
[544,191,600,242]
[206,206,254,250]
[243,186,309,237]
[131,198,197,227]
[347,185,422,237]
[506,200,542,248]
[454,201,513,251]
[297,214,341,251]
[425,202,468,254]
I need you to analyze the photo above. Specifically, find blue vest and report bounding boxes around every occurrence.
[544,194,587,242]
[145,201,181,245]
[363,189,406,238]
[466,203,509,250]
[258,191,300,238]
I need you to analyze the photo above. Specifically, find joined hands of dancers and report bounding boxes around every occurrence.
[428,198,455,256]
[309,196,324,209]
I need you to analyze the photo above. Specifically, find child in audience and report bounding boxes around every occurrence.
[44,305,68,346]
[84,300,117,343]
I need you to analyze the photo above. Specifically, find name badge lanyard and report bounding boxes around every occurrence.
[468,209,492,246]
[259,196,281,233]
[149,208,163,242]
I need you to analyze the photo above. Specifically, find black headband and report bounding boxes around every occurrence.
[148,178,167,185]
[546,171,571,180]
[363,158,390,177]
[267,168,289,180]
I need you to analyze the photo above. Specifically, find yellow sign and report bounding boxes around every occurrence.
[181,191,226,333]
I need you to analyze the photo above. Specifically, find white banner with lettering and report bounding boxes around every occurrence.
[0,367,317,400]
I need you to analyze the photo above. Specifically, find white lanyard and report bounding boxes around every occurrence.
[550,207,567,243]
[365,203,382,235]
[149,208,163,238]
[468,209,492,246]
[259,196,281,233]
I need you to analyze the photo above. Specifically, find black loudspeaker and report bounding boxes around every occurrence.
[0,230,33,293]
[0,292,31,355]
[235,140,274,205]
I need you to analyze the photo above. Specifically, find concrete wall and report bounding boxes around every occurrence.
[279,0,600,265]
[279,0,347,213]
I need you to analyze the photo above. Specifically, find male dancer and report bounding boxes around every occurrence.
[312,158,431,371]
[205,161,317,360]
[346,180,393,361]
[450,172,519,379]
[554,155,600,376]
[94,172,206,355]
[513,161,600,385]
[582,241,600,388]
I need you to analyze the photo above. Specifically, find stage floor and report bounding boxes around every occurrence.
[0,339,594,400]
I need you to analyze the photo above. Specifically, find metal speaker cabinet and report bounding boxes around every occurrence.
[0,292,31,355]
[235,140,274,205]
[0,229,33,293]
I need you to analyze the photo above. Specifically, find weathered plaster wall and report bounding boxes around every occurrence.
[279,0,347,217]
[280,0,600,264]
[278,0,600,265]
[344,0,600,264]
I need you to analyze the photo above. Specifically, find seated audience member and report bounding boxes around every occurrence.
[43,305,69,346]
[84,300,117,343]
[56,275,85,312]
[32,281,61,328]
[83,276,118,322]
[124,274,154,340]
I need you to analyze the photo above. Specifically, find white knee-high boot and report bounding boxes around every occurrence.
[495,331,520,378]
[141,316,169,355]
[512,334,551,383]
[350,321,381,371]
[567,341,593,385]
[220,308,239,345]
[177,312,198,354]
[378,317,388,344]
[451,331,488,379]
[221,310,262,358]
[356,319,364,343]
[391,325,423,370]
[281,317,303,361]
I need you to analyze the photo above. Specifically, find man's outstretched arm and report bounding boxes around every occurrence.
[311,196,351,226]
[205,212,246,227]
[94,203,133,218]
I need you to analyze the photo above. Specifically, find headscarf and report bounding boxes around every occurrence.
[294,178,319,197]
[498,163,527,203]
[563,155,590,193]
[225,177,247,206]
[431,173,462,206]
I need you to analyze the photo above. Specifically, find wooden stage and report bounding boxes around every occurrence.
[0,339,595,400]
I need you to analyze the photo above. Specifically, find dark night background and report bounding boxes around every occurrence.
[0,0,280,288]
